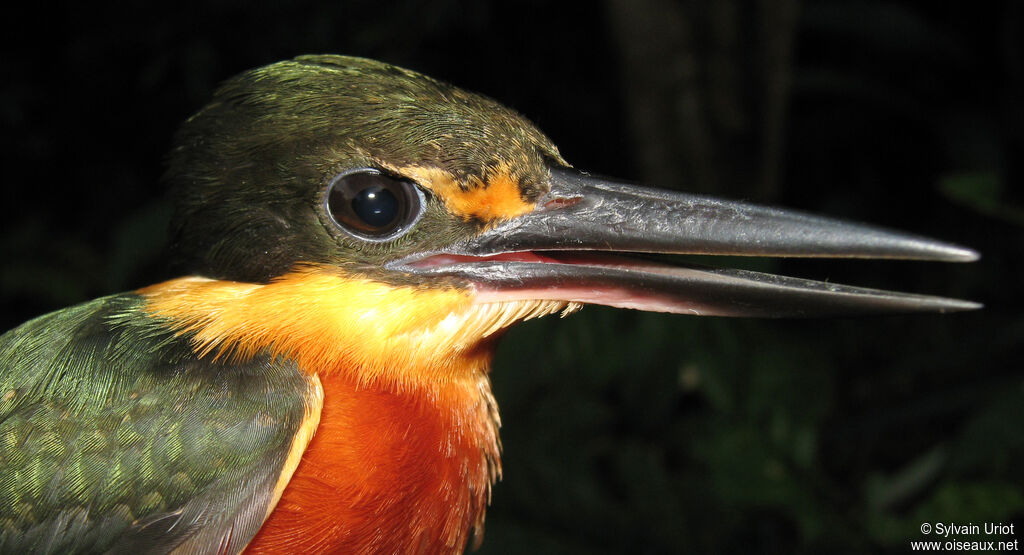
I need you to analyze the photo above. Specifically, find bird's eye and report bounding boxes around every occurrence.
[326,169,425,241]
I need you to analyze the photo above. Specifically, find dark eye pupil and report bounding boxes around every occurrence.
[352,185,398,227]
[326,169,422,240]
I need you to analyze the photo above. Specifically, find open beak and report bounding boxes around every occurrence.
[392,168,981,317]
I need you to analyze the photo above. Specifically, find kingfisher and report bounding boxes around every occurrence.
[0,55,979,554]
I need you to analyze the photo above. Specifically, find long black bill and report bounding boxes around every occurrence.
[394,168,981,317]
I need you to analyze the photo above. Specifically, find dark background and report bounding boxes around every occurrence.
[2,1,1021,553]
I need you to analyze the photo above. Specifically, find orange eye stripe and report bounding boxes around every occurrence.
[384,161,537,223]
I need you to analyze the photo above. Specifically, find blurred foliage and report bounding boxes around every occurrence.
[2,0,1022,553]
[939,172,1024,225]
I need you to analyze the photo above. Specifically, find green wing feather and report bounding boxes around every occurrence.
[0,294,319,554]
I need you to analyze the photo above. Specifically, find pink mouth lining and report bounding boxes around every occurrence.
[409,251,711,315]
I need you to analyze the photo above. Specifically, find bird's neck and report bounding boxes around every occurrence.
[137,268,572,552]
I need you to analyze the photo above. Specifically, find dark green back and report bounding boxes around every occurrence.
[0,295,316,554]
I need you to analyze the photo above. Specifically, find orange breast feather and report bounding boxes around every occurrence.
[245,369,499,554]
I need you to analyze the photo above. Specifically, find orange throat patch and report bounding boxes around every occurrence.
[138,267,579,553]
[137,267,577,387]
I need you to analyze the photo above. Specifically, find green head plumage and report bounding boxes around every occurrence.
[166,55,564,283]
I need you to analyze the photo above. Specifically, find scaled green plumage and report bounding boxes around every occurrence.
[0,295,315,553]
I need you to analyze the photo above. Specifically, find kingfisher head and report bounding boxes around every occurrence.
[167,55,563,285]
[146,54,978,389]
